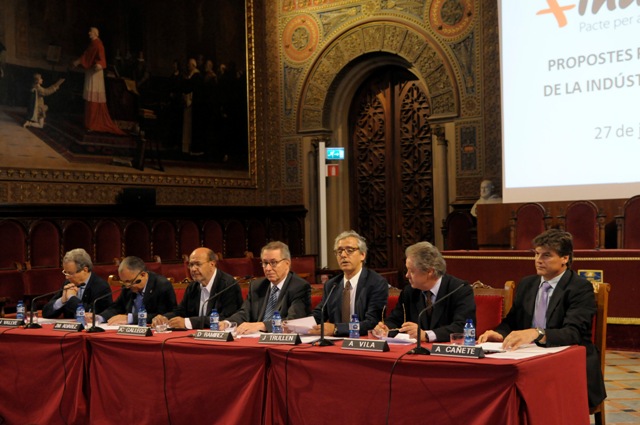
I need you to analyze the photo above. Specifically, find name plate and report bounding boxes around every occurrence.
[258,333,301,345]
[117,325,152,337]
[341,338,389,352]
[0,318,23,327]
[53,322,84,332]
[194,330,234,341]
[431,344,485,358]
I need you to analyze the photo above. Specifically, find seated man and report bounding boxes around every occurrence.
[221,241,310,334]
[478,229,606,409]
[42,248,111,318]
[152,247,242,329]
[374,242,475,342]
[87,256,176,325]
[311,230,388,337]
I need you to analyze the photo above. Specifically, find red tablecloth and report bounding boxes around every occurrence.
[265,343,589,425]
[0,325,88,425]
[87,331,269,425]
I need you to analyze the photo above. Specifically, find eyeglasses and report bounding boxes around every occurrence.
[334,247,360,256]
[381,304,407,331]
[188,261,206,268]
[121,271,143,287]
[62,269,81,276]
[261,259,287,268]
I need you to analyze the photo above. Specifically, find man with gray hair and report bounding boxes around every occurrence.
[42,248,111,319]
[311,230,389,337]
[374,241,475,342]
[89,256,176,325]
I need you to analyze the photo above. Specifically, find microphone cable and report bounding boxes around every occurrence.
[161,334,195,425]
[57,331,74,425]
[284,343,314,425]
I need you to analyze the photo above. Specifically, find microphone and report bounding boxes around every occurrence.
[86,285,124,333]
[24,289,63,329]
[204,280,239,305]
[313,280,339,346]
[407,281,470,355]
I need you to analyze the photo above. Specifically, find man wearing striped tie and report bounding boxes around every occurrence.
[477,229,606,409]
[222,241,311,335]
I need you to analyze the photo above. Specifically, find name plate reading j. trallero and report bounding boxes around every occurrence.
[341,338,389,352]
[0,318,23,327]
[431,344,485,359]
[53,322,84,332]
[117,325,152,337]
[194,330,234,341]
[258,333,301,345]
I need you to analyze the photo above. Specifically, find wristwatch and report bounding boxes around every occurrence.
[533,327,545,343]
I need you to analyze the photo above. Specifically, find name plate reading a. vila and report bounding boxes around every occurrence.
[117,325,152,337]
[341,338,389,352]
[53,322,84,332]
[258,333,301,345]
[0,318,24,327]
[430,344,485,359]
[194,330,234,341]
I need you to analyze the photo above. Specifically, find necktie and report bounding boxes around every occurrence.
[341,281,352,323]
[533,281,552,329]
[263,286,279,322]
[77,284,86,301]
[133,293,144,316]
[423,290,433,328]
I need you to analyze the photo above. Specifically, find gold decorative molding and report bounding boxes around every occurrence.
[608,317,640,325]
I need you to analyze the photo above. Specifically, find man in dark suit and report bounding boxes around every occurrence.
[42,248,111,319]
[152,247,242,329]
[310,230,389,337]
[374,241,475,342]
[222,241,311,334]
[478,229,606,409]
[88,256,176,325]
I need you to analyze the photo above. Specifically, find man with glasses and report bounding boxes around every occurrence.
[87,256,176,325]
[221,241,311,335]
[373,242,475,342]
[310,230,389,337]
[42,248,111,319]
[152,247,242,329]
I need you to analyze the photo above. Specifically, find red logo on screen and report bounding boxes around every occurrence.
[536,0,576,27]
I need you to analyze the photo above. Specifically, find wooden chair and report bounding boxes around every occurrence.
[441,210,477,250]
[558,200,605,249]
[590,281,610,425]
[472,280,515,336]
[509,203,551,249]
[616,194,640,248]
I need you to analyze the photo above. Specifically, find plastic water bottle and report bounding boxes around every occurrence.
[138,304,147,327]
[272,311,283,333]
[464,318,476,346]
[16,300,25,321]
[75,305,86,326]
[210,308,219,331]
[349,314,360,339]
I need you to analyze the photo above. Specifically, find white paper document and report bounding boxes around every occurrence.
[480,342,570,359]
[282,316,317,334]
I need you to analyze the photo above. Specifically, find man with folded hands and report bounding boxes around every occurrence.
[152,247,242,329]
[374,241,475,342]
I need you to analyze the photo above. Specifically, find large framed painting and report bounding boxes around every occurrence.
[0,0,257,201]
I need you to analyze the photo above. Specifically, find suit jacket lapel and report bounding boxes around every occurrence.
[546,270,571,321]
[354,269,368,315]
[276,273,292,313]
[254,279,270,320]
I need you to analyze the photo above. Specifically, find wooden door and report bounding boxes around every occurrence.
[349,66,434,272]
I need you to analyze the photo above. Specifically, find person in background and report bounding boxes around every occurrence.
[374,242,475,342]
[23,73,65,128]
[152,247,242,329]
[310,230,388,337]
[221,241,311,334]
[477,229,606,409]
[42,248,111,319]
[87,256,176,325]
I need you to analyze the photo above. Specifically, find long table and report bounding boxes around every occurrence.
[0,325,590,424]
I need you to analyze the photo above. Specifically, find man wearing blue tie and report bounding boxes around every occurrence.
[42,248,111,319]
[477,229,606,409]
[88,256,176,325]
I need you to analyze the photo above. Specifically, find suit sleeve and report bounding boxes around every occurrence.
[432,280,475,342]
[42,289,65,318]
[544,276,596,347]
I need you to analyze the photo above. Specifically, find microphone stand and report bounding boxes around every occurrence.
[86,286,124,333]
[407,281,470,355]
[24,289,63,329]
[314,282,339,346]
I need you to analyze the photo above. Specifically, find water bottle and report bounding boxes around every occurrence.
[138,304,147,327]
[76,305,86,326]
[464,318,476,346]
[16,300,25,321]
[210,308,220,331]
[272,311,283,333]
[349,314,360,339]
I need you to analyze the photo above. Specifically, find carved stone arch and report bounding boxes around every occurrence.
[297,20,459,133]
